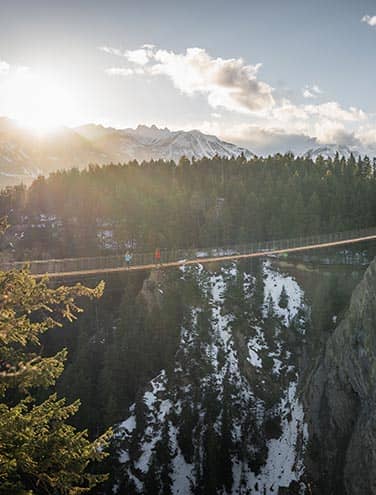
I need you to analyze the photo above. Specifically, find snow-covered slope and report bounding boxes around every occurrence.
[111,260,309,494]
[77,124,255,162]
[303,144,361,161]
[0,119,254,184]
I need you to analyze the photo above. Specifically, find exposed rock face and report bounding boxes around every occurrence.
[137,269,165,313]
[306,257,376,494]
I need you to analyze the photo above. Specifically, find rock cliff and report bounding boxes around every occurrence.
[306,257,376,494]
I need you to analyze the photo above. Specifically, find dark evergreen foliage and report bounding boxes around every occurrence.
[0,265,111,494]
[1,153,376,260]
[279,285,289,309]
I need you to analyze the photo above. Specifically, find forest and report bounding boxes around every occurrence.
[0,152,375,260]
[1,153,375,493]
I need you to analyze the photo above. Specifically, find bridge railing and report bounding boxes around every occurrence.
[1,226,376,276]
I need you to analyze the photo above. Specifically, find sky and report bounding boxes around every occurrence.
[1,0,376,154]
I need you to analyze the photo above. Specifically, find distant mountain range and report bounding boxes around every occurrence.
[303,144,361,161]
[76,124,255,163]
[0,117,372,186]
[0,119,254,185]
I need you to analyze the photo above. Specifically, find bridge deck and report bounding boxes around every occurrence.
[2,228,374,279]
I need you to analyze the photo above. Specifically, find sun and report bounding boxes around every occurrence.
[3,70,75,134]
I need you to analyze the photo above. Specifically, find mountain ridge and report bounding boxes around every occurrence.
[303,144,362,161]
[74,123,255,162]
[0,117,375,186]
[0,119,254,185]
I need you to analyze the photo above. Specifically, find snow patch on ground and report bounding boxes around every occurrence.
[114,261,309,494]
[170,425,195,494]
[263,260,304,325]
[251,382,307,493]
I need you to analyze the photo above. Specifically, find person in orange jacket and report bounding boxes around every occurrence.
[154,247,161,265]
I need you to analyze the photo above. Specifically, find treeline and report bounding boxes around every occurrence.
[1,152,376,258]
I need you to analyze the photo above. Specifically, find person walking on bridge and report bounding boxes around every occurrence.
[124,251,132,268]
[154,247,161,265]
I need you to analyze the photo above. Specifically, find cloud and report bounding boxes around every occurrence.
[101,44,371,151]
[194,120,318,155]
[124,47,153,66]
[105,67,141,76]
[0,60,10,75]
[303,89,315,98]
[256,130,317,155]
[229,126,317,155]
[191,94,367,152]
[99,44,156,65]
[102,45,275,114]
[302,102,365,122]
[150,47,275,113]
[258,100,365,141]
[362,15,376,26]
[302,84,322,98]
[0,59,29,77]
[99,45,123,57]
[217,100,367,152]
[352,124,376,150]
[199,119,370,156]
[314,121,361,146]
[102,44,363,127]
[357,127,376,146]
[276,100,364,128]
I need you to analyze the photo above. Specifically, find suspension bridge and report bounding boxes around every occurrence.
[1,227,376,279]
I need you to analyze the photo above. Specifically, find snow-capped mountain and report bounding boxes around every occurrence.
[76,124,255,162]
[303,144,361,161]
[0,119,254,185]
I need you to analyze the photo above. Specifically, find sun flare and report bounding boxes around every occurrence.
[2,70,75,134]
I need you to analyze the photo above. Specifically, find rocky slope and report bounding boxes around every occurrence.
[306,256,376,494]
[110,260,309,494]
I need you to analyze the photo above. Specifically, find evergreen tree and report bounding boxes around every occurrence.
[306,192,321,234]
[177,401,197,463]
[278,285,289,309]
[266,293,275,319]
[143,456,160,495]
[156,421,173,495]
[144,421,173,495]
[201,424,219,495]
[361,155,372,178]
[3,154,376,259]
[218,373,233,493]
[251,260,264,318]
[0,257,111,494]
